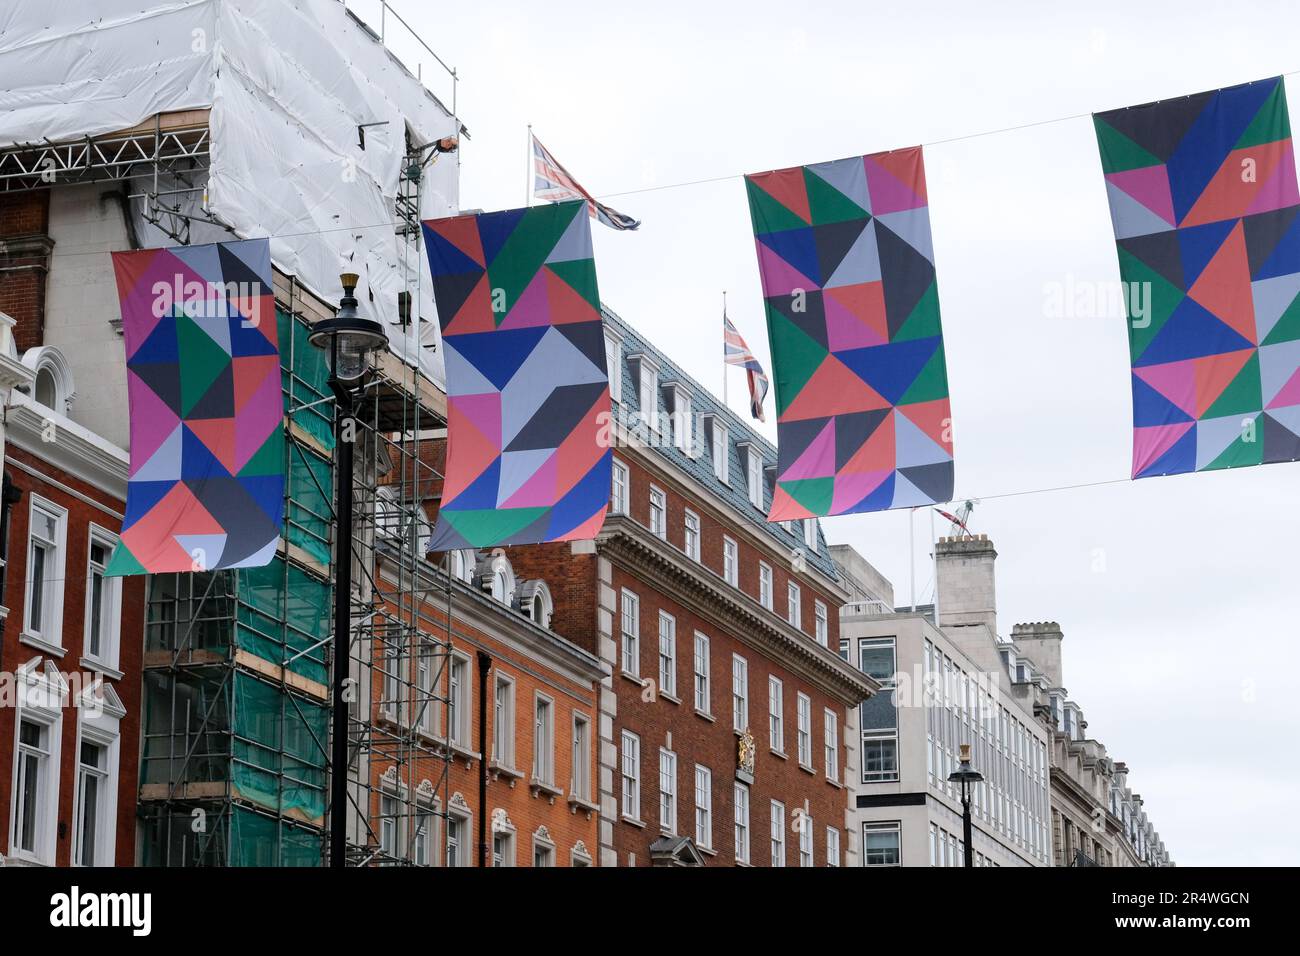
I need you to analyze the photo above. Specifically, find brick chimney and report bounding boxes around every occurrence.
[1011,621,1064,687]
[0,188,54,351]
[935,534,997,634]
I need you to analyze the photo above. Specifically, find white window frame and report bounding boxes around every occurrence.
[611,457,629,515]
[770,800,786,867]
[658,748,678,834]
[722,536,738,587]
[672,388,693,452]
[658,610,677,699]
[605,331,623,402]
[445,805,472,867]
[648,484,667,538]
[620,589,640,677]
[863,820,903,867]
[413,804,436,867]
[635,355,660,432]
[23,496,68,656]
[683,508,701,562]
[694,764,713,851]
[693,632,711,715]
[72,684,124,868]
[8,659,67,865]
[571,712,592,802]
[826,826,841,867]
[488,824,515,868]
[768,675,784,753]
[799,814,814,867]
[620,730,641,822]
[803,517,818,551]
[759,562,773,610]
[731,654,749,733]
[796,692,813,767]
[745,444,763,509]
[814,600,829,647]
[416,640,437,735]
[734,782,750,864]
[787,581,802,628]
[712,420,729,483]
[532,827,556,867]
[491,674,515,767]
[531,693,555,788]
[379,792,399,860]
[824,708,840,783]
[448,653,472,749]
[82,525,123,673]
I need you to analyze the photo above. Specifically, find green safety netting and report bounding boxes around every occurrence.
[230,807,322,866]
[285,447,332,567]
[230,672,328,825]
[235,556,330,683]
[279,307,335,452]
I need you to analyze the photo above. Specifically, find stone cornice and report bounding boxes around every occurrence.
[597,515,877,705]
[608,421,850,602]
[6,393,128,499]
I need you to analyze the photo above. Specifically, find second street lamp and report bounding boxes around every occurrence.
[947,742,984,868]
[310,272,389,869]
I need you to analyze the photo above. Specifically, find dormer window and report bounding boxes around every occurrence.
[629,353,660,433]
[605,330,623,404]
[802,519,817,552]
[737,442,763,509]
[663,383,693,454]
[21,346,76,416]
[515,580,554,629]
[476,552,516,605]
[705,416,729,483]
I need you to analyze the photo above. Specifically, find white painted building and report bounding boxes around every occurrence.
[833,537,1052,867]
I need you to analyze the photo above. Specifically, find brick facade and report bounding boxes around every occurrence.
[505,445,873,867]
[0,442,142,866]
[366,559,601,867]
[0,189,53,351]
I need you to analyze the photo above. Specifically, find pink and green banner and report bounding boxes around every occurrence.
[108,239,284,574]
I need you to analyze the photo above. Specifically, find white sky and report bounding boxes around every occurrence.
[373,0,1300,865]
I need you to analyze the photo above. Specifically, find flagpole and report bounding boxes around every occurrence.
[525,124,532,206]
[909,507,916,612]
[722,291,729,409]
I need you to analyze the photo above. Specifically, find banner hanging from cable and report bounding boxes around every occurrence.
[107,238,284,575]
[745,148,955,519]
[422,199,613,549]
[1096,75,1300,477]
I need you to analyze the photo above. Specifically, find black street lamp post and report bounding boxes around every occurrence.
[948,743,984,868]
[310,272,389,869]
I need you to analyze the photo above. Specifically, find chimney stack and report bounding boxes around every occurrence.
[1010,621,1064,688]
[935,534,998,635]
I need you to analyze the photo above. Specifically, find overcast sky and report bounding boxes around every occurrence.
[373,0,1300,865]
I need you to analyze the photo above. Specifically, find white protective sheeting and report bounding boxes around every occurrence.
[0,0,458,385]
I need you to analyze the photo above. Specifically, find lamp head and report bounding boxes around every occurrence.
[308,273,389,381]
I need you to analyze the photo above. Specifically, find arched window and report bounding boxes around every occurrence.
[474,553,515,605]
[514,580,553,629]
[20,346,76,415]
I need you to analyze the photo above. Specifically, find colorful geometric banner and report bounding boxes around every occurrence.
[745,148,954,519]
[422,199,613,549]
[1096,76,1300,477]
[107,238,284,575]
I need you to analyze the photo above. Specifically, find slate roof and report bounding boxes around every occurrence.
[603,305,841,583]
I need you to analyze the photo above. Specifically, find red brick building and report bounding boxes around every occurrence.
[501,309,877,867]
[0,284,142,866]
[364,544,604,867]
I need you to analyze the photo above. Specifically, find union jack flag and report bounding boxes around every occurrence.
[531,134,640,231]
[724,311,769,422]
